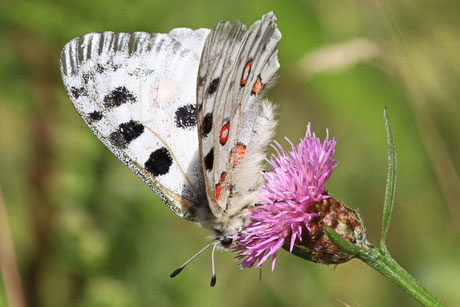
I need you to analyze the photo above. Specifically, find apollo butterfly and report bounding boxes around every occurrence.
[61,12,281,285]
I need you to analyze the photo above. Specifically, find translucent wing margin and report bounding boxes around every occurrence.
[61,29,210,220]
[197,12,281,218]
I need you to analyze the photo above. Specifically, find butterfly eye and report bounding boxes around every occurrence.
[220,237,233,247]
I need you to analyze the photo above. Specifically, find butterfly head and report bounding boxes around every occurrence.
[213,229,237,249]
[211,203,254,247]
[219,237,233,248]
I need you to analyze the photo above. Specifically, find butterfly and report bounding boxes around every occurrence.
[60,12,281,282]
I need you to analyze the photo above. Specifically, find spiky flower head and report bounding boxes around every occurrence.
[234,124,366,270]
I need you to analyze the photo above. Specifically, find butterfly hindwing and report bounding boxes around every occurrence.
[61,29,210,220]
[197,13,281,219]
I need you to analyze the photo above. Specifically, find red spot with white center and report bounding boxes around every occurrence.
[251,75,264,96]
[220,171,227,183]
[240,60,253,87]
[231,143,247,167]
[215,171,227,201]
[215,183,222,201]
[219,121,230,145]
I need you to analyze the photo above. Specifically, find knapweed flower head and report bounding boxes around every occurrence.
[234,124,338,270]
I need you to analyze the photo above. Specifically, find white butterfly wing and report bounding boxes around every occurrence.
[197,13,281,218]
[61,29,210,220]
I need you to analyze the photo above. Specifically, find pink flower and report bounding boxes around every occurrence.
[234,124,338,271]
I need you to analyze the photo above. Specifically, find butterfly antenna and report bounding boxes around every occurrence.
[170,241,216,278]
[210,241,219,287]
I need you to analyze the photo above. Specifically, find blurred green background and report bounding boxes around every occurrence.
[1,0,459,306]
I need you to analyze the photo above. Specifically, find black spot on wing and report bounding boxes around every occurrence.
[71,87,87,99]
[175,104,197,129]
[145,147,173,176]
[198,75,205,87]
[88,111,103,121]
[96,64,106,73]
[109,120,144,148]
[82,73,91,84]
[207,78,219,95]
[204,148,214,171]
[202,112,212,137]
[103,86,136,107]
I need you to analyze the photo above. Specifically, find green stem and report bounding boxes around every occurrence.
[359,245,443,306]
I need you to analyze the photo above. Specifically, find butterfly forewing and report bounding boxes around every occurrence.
[61,29,210,220]
[197,12,281,218]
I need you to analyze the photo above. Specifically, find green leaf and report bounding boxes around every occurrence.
[282,244,318,263]
[381,107,397,247]
[324,227,361,255]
